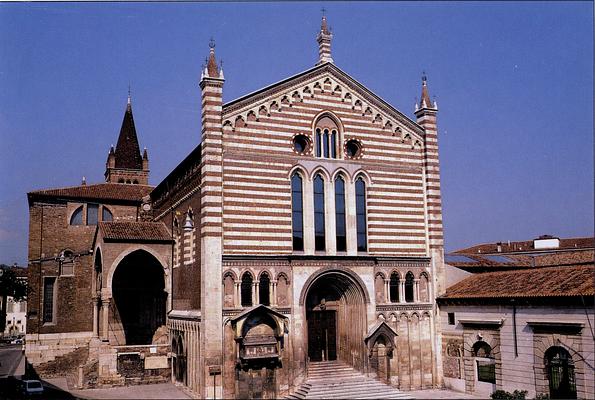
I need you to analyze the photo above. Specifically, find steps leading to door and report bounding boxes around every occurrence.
[287,361,413,400]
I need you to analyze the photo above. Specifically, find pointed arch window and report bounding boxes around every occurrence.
[259,272,271,306]
[355,177,368,252]
[314,116,338,159]
[389,272,400,303]
[291,173,304,251]
[335,176,346,252]
[405,272,415,303]
[241,273,253,307]
[314,174,326,251]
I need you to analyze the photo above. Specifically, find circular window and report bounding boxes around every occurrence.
[345,139,362,158]
[293,134,310,154]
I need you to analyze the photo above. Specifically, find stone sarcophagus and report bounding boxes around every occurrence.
[230,305,288,367]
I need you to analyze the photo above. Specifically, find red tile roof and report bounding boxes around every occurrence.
[440,265,594,300]
[98,222,172,242]
[29,183,153,203]
[445,249,594,271]
[455,237,594,255]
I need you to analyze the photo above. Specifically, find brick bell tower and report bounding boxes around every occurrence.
[105,92,150,185]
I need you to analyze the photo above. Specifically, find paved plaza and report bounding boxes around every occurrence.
[68,382,478,399]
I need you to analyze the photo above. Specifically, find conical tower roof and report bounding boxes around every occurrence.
[114,95,143,169]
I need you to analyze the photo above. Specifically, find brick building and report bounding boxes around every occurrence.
[27,16,448,398]
[439,236,595,399]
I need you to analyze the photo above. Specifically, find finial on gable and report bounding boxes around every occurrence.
[316,11,334,65]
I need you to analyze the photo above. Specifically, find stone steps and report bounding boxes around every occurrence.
[287,361,412,400]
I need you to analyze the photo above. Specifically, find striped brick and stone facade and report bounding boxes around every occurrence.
[156,16,447,399]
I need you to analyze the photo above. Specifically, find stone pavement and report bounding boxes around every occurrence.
[71,382,191,399]
[45,380,478,400]
[409,388,483,399]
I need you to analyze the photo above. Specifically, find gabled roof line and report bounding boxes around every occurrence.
[223,62,425,136]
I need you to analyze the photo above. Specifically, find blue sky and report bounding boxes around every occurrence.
[0,2,593,265]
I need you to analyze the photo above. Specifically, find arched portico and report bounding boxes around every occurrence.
[108,249,167,345]
[300,268,370,370]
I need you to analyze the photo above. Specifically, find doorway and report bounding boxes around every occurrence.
[302,269,369,370]
[308,310,337,361]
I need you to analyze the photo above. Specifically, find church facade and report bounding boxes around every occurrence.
[26,16,447,398]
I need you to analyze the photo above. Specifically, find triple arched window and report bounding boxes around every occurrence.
[315,116,339,159]
[291,171,368,253]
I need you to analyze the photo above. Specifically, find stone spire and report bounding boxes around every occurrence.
[114,94,143,169]
[202,38,224,80]
[415,72,437,111]
[316,11,334,65]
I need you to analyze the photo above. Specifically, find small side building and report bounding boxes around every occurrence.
[438,236,595,399]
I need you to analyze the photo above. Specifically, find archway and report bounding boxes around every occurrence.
[112,250,166,345]
[303,269,368,369]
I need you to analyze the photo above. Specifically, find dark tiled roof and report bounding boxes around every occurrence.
[455,237,594,255]
[114,102,143,169]
[99,222,172,242]
[440,265,594,300]
[29,183,153,203]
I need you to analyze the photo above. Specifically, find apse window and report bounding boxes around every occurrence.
[345,139,362,158]
[292,134,311,154]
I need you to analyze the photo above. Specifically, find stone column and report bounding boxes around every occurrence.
[92,296,99,337]
[255,282,260,305]
[414,279,420,302]
[384,279,390,303]
[234,282,240,307]
[101,297,111,341]
[399,281,405,303]
[271,281,277,306]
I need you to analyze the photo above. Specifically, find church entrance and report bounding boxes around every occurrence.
[304,270,368,370]
[307,310,337,361]
[112,250,166,345]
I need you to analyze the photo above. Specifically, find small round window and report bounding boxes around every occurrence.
[345,139,362,158]
[293,134,310,154]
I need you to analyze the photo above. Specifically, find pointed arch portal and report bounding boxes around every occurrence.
[111,250,166,345]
